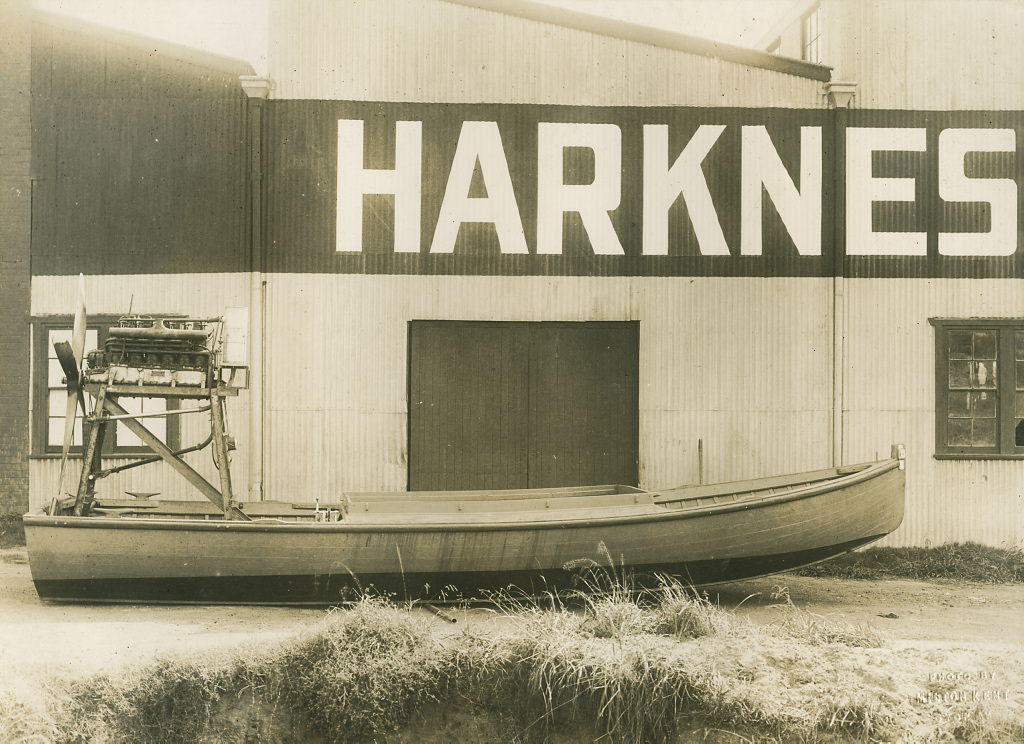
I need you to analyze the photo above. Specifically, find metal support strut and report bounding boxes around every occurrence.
[72,383,249,521]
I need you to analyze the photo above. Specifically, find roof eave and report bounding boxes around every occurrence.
[442,0,832,82]
[34,9,256,78]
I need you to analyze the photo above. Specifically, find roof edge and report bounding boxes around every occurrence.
[34,9,255,78]
[441,0,831,82]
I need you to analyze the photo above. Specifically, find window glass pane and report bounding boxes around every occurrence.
[116,397,168,447]
[1017,419,1024,447]
[147,417,167,442]
[48,416,82,447]
[117,397,142,447]
[46,387,80,447]
[1016,331,1024,361]
[46,392,95,446]
[946,418,972,446]
[49,329,72,347]
[947,391,970,417]
[1017,361,1024,390]
[48,389,68,411]
[948,361,971,388]
[972,419,996,447]
[973,331,996,359]
[1016,392,1024,419]
[971,391,996,418]
[48,359,67,387]
[947,331,972,359]
[146,399,168,443]
[972,361,995,389]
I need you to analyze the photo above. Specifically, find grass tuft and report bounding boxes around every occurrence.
[794,542,1024,583]
[272,599,453,740]
[648,579,733,640]
[767,584,884,649]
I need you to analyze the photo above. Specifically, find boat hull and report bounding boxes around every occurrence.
[29,536,883,604]
[24,462,904,605]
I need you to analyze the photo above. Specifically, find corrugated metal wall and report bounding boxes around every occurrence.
[843,278,1023,548]
[261,274,835,498]
[258,273,1021,547]
[268,0,824,107]
[825,0,1024,110]
[31,19,251,276]
[29,274,252,510]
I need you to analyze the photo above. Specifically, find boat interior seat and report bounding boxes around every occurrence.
[347,490,655,514]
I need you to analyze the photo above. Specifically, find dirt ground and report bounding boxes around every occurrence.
[2,545,1021,680]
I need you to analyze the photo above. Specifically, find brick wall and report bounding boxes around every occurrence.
[0,0,32,514]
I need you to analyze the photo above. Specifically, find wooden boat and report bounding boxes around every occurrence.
[25,456,905,605]
[24,306,905,605]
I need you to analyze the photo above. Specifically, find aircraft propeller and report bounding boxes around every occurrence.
[54,276,88,497]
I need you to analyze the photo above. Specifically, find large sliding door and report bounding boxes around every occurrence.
[408,321,638,490]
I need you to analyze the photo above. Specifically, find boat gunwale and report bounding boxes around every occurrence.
[23,458,901,534]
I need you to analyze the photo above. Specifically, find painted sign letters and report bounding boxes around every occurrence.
[267,101,1023,278]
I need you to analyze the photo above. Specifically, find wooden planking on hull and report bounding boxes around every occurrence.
[31,536,885,605]
[24,460,905,604]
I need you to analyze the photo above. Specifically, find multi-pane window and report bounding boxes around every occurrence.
[34,319,176,455]
[802,5,822,63]
[931,319,1024,458]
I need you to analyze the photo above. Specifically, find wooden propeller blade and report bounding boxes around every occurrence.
[53,340,79,388]
[55,275,88,500]
[72,274,87,367]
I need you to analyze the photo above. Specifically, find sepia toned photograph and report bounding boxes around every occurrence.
[0,0,1021,741]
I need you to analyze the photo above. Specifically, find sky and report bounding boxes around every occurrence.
[32,0,797,77]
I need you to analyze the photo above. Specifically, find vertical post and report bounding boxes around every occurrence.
[241,76,269,503]
[697,438,704,486]
[73,386,107,516]
[209,391,235,517]
[832,276,845,466]
[82,399,108,515]
[829,104,850,467]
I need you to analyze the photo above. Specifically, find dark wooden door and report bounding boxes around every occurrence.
[408,321,638,490]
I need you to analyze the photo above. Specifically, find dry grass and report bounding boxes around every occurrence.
[2,581,1022,743]
[794,542,1024,583]
[765,584,884,648]
[647,577,734,640]
[271,600,453,740]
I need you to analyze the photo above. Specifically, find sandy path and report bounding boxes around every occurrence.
[0,548,323,677]
[2,546,1021,679]
[710,574,1024,650]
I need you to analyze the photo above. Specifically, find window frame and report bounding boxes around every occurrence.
[800,3,822,64]
[32,316,180,457]
[930,317,1024,460]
